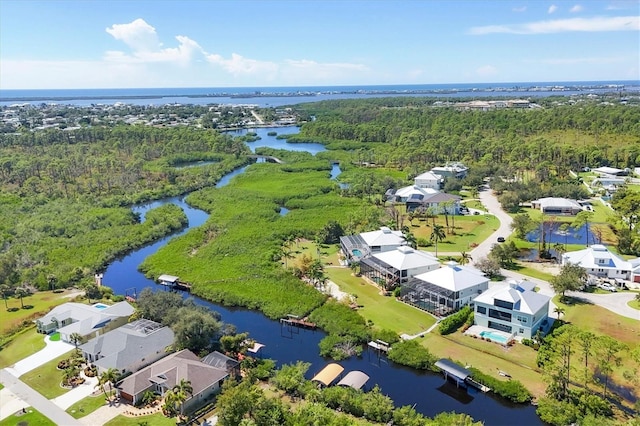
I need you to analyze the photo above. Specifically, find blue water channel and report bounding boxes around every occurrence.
[101,126,541,425]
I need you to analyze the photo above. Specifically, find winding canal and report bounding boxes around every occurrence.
[102,126,542,425]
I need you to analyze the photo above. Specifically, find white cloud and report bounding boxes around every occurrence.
[206,53,279,77]
[606,1,638,10]
[535,55,626,64]
[106,19,160,53]
[105,19,203,65]
[570,4,584,13]
[548,4,558,14]
[512,6,527,12]
[475,65,498,77]
[468,15,640,34]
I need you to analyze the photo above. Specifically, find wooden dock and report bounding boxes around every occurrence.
[465,377,491,393]
[280,315,316,329]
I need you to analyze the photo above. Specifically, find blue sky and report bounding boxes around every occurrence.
[1,0,638,89]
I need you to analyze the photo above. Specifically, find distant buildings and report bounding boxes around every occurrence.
[359,246,440,289]
[562,244,640,283]
[531,197,583,216]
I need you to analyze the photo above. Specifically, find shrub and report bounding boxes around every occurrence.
[438,306,473,335]
[387,339,437,371]
[467,367,532,403]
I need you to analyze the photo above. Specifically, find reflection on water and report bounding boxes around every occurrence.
[526,222,596,245]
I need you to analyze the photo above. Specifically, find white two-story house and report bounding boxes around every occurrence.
[473,280,550,339]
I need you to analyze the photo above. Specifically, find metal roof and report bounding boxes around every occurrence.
[337,370,370,390]
[311,363,344,386]
[435,359,470,380]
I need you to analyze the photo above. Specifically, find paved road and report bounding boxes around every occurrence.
[0,369,81,425]
[468,184,639,322]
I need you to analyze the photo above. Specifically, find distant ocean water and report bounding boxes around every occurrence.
[1,80,638,107]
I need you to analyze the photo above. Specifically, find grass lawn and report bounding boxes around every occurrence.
[422,333,547,398]
[507,262,557,282]
[326,267,436,336]
[20,353,73,399]
[1,289,82,336]
[104,412,177,426]
[411,214,501,254]
[0,407,56,426]
[66,393,111,419]
[628,298,640,310]
[0,326,47,368]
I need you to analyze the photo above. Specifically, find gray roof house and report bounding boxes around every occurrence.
[473,280,551,339]
[35,301,134,343]
[80,319,174,375]
[400,261,489,316]
[117,349,232,410]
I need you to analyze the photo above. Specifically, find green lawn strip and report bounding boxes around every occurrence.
[506,262,556,282]
[411,214,501,253]
[20,352,74,399]
[421,333,547,398]
[104,412,177,426]
[66,393,111,418]
[628,298,640,310]
[0,326,47,368]
[326,267,435,336]
[1,289,82,336]
[0,407,56,426]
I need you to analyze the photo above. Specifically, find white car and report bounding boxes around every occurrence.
[598,283,617,292]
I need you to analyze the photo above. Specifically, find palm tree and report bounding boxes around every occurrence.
[430,224,446,258]
[553,306,565,320]
[15,287,28,309]
[403,231,417,249]
[172,379,193,417]
[281,247,294,269]
[0,284,9,310]
[69,332,84,351]
[99,368,119,402]
[459,251,473,265]
[162,389,178,416]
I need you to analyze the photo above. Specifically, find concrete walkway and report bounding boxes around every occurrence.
[6,334,74,377]
[78,399,127,426]
[51,375,100,409]
[0,369,81,425]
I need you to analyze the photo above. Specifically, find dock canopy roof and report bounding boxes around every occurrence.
[337,370,370,390]
[157,274,179,284]
[435,359,471,380]
[311,363,344,386]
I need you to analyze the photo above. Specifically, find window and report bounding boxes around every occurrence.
[489,309,512,322]
[477,306,486,314]
[519,328,524,334]
[516,316,528,323]
[494,299,514,310]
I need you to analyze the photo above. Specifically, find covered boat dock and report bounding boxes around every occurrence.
[311,363,344,387]
[337,370,370,390]
[435,359,490,392]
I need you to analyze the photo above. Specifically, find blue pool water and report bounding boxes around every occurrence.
[480,330,510,344]
[93,303,108,309]
[352,249,363,257]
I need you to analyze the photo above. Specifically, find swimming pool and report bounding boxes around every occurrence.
[352,249,363,257]
[480,330,511,345]
[93,303,109,310]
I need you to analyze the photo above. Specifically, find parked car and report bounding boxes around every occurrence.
[497,237,505,243]
[598,283,617,292]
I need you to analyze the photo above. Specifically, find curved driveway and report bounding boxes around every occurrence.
[469,184,639,321]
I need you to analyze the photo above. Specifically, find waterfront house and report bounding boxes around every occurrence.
[360,246,440,290]
[531,197,583,215]
[562,244,638,283]
[35,301,134,343]
[340,227,406,263]
[473,280,550,339]
[400,261,488,316]
[117,349,232,410]
[79,319,174,375]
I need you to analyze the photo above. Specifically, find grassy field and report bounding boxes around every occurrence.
[0,326,47,368]
[104,412,177,426]
[628,298,640,310]
[0,407,56,426]
[1,289,83,336]
[20,353,73,399]
[325,266,436,335]
[66,393,112,419]
[407,214,500,254]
